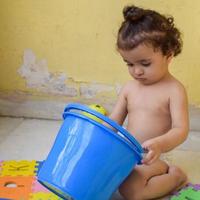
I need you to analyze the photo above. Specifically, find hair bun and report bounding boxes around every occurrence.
[123,5,145,22]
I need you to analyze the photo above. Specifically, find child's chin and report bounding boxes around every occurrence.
[135,78,150,85]
[139,80,157,85]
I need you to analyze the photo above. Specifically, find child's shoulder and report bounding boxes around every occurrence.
[166,76,187,96]
[168,76,186,89]
[117,80,136,98]
[120,80,137,92]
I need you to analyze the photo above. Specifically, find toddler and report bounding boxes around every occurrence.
[110,5,189,200]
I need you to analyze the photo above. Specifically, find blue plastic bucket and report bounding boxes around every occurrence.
[37,103,143,200]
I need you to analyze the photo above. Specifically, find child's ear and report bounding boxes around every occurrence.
[166,52,174,64]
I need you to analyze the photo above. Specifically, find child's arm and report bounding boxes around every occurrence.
[109,84,129,126]
[142,83,189,165]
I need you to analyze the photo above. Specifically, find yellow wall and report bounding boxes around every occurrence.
[0,0,200,106]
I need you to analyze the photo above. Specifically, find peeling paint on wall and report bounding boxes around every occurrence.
[80,83,114,98]
[18,49,78,96]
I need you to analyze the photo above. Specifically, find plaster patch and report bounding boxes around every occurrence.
[18,49,77,96]
[80,83,114,98]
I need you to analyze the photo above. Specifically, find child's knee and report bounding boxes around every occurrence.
[156,159,169,173]
[169,166,185,177]
[139,159,169,177]
[168,165,187,183]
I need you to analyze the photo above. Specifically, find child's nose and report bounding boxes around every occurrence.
[134,67,144,76]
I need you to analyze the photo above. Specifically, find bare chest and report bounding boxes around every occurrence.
[127,88,170,115]
[126,86,171,142]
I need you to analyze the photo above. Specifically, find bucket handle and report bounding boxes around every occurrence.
[63,103,143,154]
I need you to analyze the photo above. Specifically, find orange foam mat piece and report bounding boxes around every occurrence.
[0,176,34,199]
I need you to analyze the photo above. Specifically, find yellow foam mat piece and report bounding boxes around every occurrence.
[0,160,38,176]
[30,192,62,200]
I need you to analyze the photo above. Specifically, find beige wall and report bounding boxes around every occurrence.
[0,0,200,109]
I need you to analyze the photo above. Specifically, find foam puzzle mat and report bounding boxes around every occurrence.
[0,160,62,200]
[170,183,200,200]
[0,160,199,200]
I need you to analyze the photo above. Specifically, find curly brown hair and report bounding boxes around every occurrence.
[117,5,182,56]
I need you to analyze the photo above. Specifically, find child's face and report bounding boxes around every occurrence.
[118,44,173,85]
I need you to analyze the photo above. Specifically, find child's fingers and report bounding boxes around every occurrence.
[146,155,158,165]
[142,147,149,153]
[142,150,154,164]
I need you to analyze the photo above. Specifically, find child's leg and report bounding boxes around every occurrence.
[141,165,187,200]
[119,159,168,199]
[119,160,187,200]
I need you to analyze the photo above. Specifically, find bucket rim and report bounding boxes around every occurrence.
[63,103,143,154]
[64,111,143,162]
[37,178,74,200]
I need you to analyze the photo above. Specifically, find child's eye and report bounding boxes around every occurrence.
[127,63,134,67]
[141,63,151,67]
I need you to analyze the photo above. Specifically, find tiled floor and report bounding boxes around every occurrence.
[0,116,200,199]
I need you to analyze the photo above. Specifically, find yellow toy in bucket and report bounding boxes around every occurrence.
[83,104,107,123]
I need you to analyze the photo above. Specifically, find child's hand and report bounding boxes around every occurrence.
[141,139,161,165]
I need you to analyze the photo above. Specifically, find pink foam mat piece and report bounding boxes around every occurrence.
[32,179,50,193]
